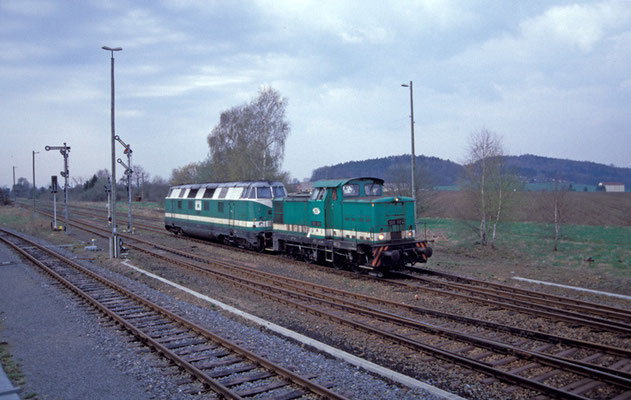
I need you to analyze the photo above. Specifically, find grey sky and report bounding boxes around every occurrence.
[1,0,630,188]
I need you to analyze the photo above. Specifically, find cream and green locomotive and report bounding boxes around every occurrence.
[272,177,432,273]
[164,181,287,250]
[165,177,432,273]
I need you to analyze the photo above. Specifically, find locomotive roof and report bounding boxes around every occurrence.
[170,181,284,190]
[312,177,384,188]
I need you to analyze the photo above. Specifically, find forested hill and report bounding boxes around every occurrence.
[310,155,463,185]
[309,154,631,188]
[504,155,631,187]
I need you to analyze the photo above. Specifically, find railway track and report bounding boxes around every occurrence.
[67,203,631,334]
[29,212,631,399]
[0,228,347,400]
[387,270,631,335]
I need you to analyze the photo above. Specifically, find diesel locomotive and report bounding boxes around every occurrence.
[164,177,432,273]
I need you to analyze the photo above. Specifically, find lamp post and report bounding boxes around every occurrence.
[401,81,416,224]
[32,150,39,214]
[103,45,122,258]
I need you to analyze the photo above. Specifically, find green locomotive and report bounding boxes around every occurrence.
[164,181,287,250]
[165,177,432,274]
[272,177,432,273]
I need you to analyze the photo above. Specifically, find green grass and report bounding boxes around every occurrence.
[434,183,599,192]
[0,338,25,388]
[420,217,631,276]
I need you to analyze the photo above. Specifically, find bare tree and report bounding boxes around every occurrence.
[463,129,514,247]
[133,165,149,200]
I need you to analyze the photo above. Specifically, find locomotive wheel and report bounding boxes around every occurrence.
[332,253,346,270]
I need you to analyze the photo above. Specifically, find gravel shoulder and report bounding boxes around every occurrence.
[0,240,188,400]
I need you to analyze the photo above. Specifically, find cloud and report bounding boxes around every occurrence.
[94,7,189,48]
[0,0,57,16]
[519,1,630,52]
[253,0,472,45]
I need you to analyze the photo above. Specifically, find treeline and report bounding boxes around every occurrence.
[7,168,171,204]
[310,154,631,188]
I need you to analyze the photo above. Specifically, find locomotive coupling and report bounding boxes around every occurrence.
[382,249,401,265]
[415,246,433,259]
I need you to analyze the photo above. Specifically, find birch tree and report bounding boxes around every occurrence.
[207,87,290,181]
[463,129,515,247]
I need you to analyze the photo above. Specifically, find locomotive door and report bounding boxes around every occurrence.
[324,190,333,239]
[324,188,341,240]
[228,202,235,229]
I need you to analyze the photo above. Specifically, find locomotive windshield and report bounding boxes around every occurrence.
[364,183,383,196]
[342,184,360,197]
[310,188,325,200]
[272,185,286,198]
[257,187,272,198]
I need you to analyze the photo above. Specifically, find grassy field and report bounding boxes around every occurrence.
[422,217,631,279]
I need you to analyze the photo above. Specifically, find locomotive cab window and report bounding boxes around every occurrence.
[310,188,325,201]
[178,189,187,198]
[187,188,198,198]
[364,183,383,196]
[257,186,272,199]
[249,187,256,199]
[218,187,228,199]
[342,184,359,197]
[272,186,286,198]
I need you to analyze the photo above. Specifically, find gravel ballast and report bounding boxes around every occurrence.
[0,230,446,399]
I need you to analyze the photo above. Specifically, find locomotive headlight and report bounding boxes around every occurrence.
[407,231,413,238]
[378,233,385,241]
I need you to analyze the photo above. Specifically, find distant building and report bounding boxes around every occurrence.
[296,181,314,193]
[598,182,625,192]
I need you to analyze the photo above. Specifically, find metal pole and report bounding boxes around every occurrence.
[127,151,132,233]
[103,46,122,257]
[12,166,16,201]
[63,142,69,234]
[402,81,417,225]
[110,52,117,255]
[32,151,37,214]
[409,81,416,224]
[107,175,111,225]
[53,191,57,228]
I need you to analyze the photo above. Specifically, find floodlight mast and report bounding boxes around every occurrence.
[401,81,417,226]
[103,45,122,257]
